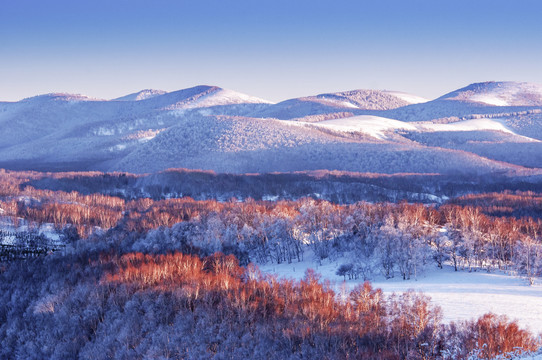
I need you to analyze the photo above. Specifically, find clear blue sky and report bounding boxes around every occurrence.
[1,0,541,102]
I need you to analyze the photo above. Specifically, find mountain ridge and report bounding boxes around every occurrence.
[436,81,542,106]
[0,81,540,175]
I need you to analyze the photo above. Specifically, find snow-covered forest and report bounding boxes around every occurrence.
[1,169,542,359]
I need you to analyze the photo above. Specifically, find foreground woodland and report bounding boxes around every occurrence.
[0,170,541,359]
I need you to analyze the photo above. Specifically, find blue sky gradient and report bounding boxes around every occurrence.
[1,0,541,101]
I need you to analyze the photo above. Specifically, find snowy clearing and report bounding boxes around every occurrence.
[113,89,167,101]
[290,115,540,143]
[260,258,542,335]
[0,217,62,244]
[296,115,417,139]
[383,90,429,104]
[415,118,541,142]
[312,96,360,109]
[416,118,516,134]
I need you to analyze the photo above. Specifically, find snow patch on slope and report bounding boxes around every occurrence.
[186,88,274,108]
[301,115,417,140]
[114,89,167,101]
[415,118,541,142]
[162,87,273,114]
[418,118,515,134]
[286,115,539,142]
[383,90,429,104]
[310,97,359,109]
[469,94,510,106]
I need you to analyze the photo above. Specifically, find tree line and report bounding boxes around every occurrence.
[1,176,541,283]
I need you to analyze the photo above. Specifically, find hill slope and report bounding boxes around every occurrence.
[0,82,540,175]
[437,81,542,106]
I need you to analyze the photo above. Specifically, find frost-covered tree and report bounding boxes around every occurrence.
[514,237,542,285]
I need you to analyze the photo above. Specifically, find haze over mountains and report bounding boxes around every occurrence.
[0,81,541,175]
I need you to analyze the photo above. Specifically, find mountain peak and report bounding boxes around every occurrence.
[162,86,273,109]
[305,89,428,110]
[21,93,100,103]
[438,81,542,106]
[113,89,167,101]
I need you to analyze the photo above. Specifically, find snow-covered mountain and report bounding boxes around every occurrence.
[113,89,167,101]
[437,81,542,106]
[252,89,427,120]
[20,93,104,102]
[315,89,428,109]
[111,114,528,174]
[136,85,273,110]
[0,82,540,175]
[380,82,542,143]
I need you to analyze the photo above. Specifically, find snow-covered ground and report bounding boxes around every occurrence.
[301,115,417,139]
[0,216,61,244]
[383,90,429,104]
[373,267,542,335]
[291,115,539,143]
[416,118,516,134]
[183,88,274,108]
[113,89,167,101]
[519,352,542,360]
[259,256,542,335]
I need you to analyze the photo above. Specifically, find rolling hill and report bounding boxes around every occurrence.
[0,82,540,175]
[437,81,542,106]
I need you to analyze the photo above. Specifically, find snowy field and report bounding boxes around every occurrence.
[305,115,417,139]
[0,216,62,244]
[259,256,542,335]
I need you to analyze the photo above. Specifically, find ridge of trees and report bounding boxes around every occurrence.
[14,167,542,204]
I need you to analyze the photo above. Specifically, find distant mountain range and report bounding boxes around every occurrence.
[0,81,541,176]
